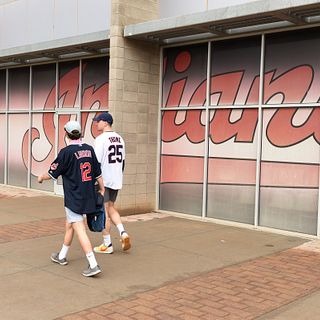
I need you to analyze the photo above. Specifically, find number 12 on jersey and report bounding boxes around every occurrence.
[80,162,92,182]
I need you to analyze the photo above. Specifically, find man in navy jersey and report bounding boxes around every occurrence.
[38,120,104,277]
[92,112,131,254]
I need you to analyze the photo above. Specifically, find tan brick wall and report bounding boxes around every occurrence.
[110,0,160,214]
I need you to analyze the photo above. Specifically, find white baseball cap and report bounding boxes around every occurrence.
[64,121,81,134]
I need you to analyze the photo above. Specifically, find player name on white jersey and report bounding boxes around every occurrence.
[109,136,121,143]
[74,150,92,159]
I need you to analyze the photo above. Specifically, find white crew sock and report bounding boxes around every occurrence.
[103,234,112,246]
[116,223,125,236]
[86,251,98,269]
[58,244,70,260]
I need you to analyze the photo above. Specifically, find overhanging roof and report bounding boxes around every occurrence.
[124,0,320,44]
[0,30,110,68]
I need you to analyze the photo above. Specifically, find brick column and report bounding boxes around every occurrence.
[109,0,160,214]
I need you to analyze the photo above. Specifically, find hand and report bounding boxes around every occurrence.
[98,189,104,197]
[37,175,43,184]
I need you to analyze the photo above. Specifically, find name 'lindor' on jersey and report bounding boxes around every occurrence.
[74,150,92,159]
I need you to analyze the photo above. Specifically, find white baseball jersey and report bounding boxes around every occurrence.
[94,131,125,190]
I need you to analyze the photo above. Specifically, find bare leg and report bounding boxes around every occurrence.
[107,201,131,251]
[63,221,74,246]
[51,221,74,264]
[102,202,112,237]
[72,220,93,254]
[72,220,100,275]
[107,201,122,226]
[99,202,131,251]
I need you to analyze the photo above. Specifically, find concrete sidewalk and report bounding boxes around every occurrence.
[1,185,320,319]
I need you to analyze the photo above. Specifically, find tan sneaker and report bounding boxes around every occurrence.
[120,232,131,251]
[94,243,114,254]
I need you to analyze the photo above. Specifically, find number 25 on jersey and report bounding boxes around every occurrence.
[108,145,123,163]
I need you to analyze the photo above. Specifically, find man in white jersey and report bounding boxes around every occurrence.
[92,112,131,253]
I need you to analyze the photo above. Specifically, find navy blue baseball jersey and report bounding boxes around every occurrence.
[48,142,102,214]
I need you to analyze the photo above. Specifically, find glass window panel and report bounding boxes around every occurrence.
[81,112,99,147]
[8,113,29,187]
[210,37,261,106]
[58,61,80,109]
[57,114,79,151]
[265,28,320,104]
[260,188,318,235]
[259,107,319,234]
[159,109,205,216]
[32,64,56,110]
[0,114,6,183]
[207,108,258,224]
[82,57,109,111]
[162,44,208,108]
[0,70,6,110]
[30,113,55,191]
[8,67,30,110]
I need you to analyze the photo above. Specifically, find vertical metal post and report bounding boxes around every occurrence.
[53,62,59,194]
[317,161,320,236]
[156,48,163,211]
[27,66,32,188]
[79,59,82,122]
[201,42,211,218]
[254,34,265,227]
[55,61,59,158]
[317,105,320,235]
[4,69,8,185]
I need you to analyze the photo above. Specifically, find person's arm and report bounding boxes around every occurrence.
[96,176,104,196]
[38,173,52,183]
[38,150,65,183]
[94,136,104,163]
[122,138,125,172]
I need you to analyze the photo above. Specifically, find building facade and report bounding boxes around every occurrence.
[1,0,320,236]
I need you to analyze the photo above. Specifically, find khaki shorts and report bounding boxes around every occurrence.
[65,207,84,223]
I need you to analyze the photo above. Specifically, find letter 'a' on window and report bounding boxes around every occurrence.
[210,36,261,106]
